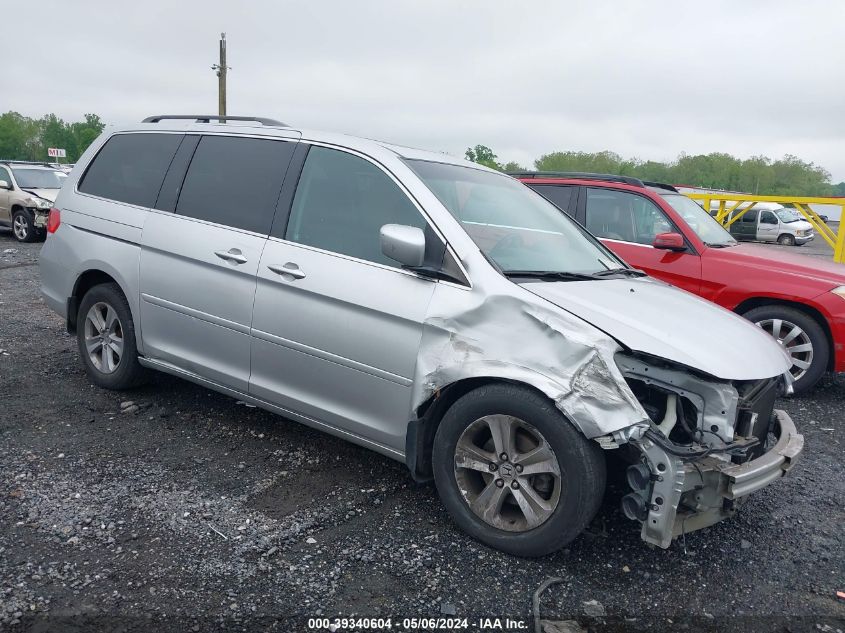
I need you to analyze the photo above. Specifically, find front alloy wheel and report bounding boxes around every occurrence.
[12,210,35,242]
[755,318,813,382]
[454,414,561,531]
[743,304,829,395]
[432,384,606,557]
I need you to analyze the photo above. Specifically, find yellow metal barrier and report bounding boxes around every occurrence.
[685,193,845,264]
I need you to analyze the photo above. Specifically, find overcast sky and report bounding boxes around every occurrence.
[6,1,845,179]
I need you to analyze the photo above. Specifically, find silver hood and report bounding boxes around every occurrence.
[23,188,59,203]
[524,277,791,381]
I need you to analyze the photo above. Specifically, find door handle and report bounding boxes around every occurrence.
[215,249,248,264]
[268,263,306,280]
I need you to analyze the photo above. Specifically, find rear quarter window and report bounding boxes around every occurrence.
[78,133,182,207]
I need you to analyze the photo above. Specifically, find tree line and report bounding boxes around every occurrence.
[0,112,105,164]
[1,113,841,196]
[466,145,845,197]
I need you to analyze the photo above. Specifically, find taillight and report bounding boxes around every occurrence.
[46,208,61,233]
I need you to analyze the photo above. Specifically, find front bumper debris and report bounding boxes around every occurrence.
[632,409,803,548]
[32,210,49,228]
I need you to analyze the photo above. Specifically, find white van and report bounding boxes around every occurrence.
[711,201,814,246]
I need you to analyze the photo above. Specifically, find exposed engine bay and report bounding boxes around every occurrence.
[611,353,803,547]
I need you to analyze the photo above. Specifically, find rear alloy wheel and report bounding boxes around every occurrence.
[777,234,796,246]
[76,282,147,390]
[84,302,125,374]
[12,209,36,243]
[432,384,606,557]
[743,305,829,395]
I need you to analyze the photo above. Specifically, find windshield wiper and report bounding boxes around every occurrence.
[592,267,647,278]
[703,242,737,248]
[503,270,598,282]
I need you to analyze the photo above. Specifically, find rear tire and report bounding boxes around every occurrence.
[432,384,606,557]
[777,234,795,246]
[11,209,36,243]
[76,282,147,390]
[742,305,828,395]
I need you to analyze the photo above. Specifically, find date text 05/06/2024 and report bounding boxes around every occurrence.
[306,616,529,631]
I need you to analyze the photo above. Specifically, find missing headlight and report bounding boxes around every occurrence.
[624,377,699,445]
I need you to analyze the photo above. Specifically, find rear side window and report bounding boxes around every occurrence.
[529,184,575,216]
[284,146,426,267]
[175,136,294,234]
[78,133,182,207]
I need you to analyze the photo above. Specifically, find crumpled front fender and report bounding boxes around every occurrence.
[411,285,649,439]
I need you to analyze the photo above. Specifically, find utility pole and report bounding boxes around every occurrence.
[212,33,230,118]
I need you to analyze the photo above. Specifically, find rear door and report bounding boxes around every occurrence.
[139,134,297,392]
[250,144,439,452]
[732,209,758,240]
[584,187,702,294]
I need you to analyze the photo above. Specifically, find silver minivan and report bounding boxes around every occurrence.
[40,115,803,556]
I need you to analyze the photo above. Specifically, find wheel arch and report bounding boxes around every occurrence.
[405,376,567,483]
[68,269,125,334]
[734,297,834,371]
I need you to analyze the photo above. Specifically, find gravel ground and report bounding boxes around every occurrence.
[1,232,843,633]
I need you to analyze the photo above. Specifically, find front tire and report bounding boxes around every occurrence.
[76,282,147,390]
[777,234,796,246]
[432,384,606,557]
[12,209,36,243]
[742,305,828,395]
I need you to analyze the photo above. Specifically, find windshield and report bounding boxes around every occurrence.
[776,208,803,223]
[660,194,737,247]
[406,160,623,275]
[11,168,63,189]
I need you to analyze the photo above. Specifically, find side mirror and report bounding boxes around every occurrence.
[652,232,686,252]
[0,180,9,190]
[380,224,426,267]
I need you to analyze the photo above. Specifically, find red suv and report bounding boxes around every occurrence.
[515,172,845,394]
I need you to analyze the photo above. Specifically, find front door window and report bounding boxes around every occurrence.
[585,188,673,245]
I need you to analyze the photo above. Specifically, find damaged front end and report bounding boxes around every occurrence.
[408,282,802,549]
[32,208,49,229]
[612,354,804,548]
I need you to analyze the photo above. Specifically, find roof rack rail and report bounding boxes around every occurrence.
[142,114,288,127]
[0,159,55,168]
[507,171,645,187]
[642,181,679,193]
